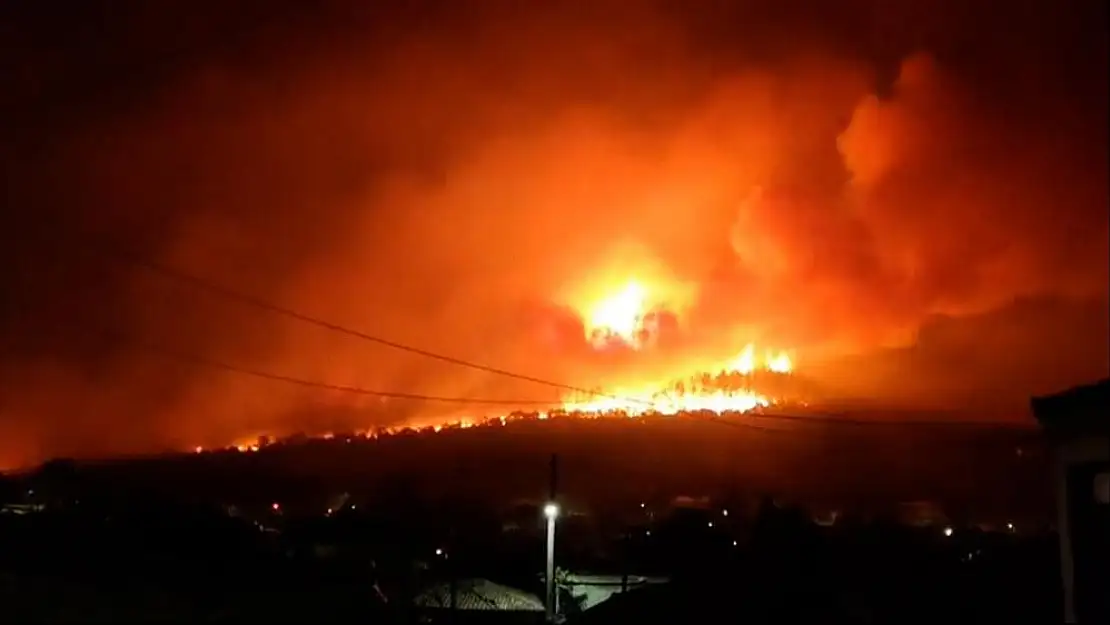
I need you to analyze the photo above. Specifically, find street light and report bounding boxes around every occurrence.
[544,502,559,623]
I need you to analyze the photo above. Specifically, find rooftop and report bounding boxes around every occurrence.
[414,579,544,612]
[1030,378,1110,435]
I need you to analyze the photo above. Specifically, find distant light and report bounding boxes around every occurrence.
[194,446,203,454]
[732,540,738,546]
[722,509,729,517]
[350,505,357,510]
[543,503,560,519]
[645,530,651,537]
[326,508,333,515]
[707,521,714,528]
[640,502,646,509]
[271,502,281,511]
[943,526,953,537]
[435,548,443,556]
[1006,522,1014,531]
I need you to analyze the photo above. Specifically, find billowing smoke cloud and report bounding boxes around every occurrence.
[1,0,1106,466]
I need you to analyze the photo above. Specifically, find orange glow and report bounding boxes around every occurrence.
[586,280,649,347]
[1,2,1104,469]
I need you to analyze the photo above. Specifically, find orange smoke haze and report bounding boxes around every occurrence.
[0,0,1106,467]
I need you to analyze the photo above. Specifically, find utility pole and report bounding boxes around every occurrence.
[549,453,558,503]
[621,530,630,594]
[448,526,457,622]
[544,453,559,624]
[447,460,462,624]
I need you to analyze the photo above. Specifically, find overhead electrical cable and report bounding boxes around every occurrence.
[48,227,1015,431]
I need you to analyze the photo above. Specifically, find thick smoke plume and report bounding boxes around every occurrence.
[1,0,1106,466]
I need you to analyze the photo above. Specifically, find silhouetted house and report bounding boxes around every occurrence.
[1031,378,1110,624]
[563,574,668,611]
[568,583,686,624]
[413,578,544,623]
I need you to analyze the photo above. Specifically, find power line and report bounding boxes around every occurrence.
[76,323,783,431]
[61,322,1010,439]
[93,243,787,433]
[81,320,781,434]
[57,229,1017,431]
[127,327,782,431]
[92,325,565,407]
[98,243,646,406]
[101,251,1006,431]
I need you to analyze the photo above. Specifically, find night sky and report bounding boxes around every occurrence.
[1,0,1106,466]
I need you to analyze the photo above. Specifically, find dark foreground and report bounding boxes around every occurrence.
[0,416,1061,622]
[0,504,1062,623]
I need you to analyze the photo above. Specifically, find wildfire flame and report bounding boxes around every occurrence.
[724,344,793,375]
[569,277,794,413]
[560,342,792,415]
[204,269,797,454]
[208,340,796,454]
[766,350,792,374]
[560,388,769,416]
[587,280,649,347]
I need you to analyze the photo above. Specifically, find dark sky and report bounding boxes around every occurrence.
[1,0,1107,466]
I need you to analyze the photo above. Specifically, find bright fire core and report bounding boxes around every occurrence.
[570,278,794,415]
[221,341,795,453]
[587,280,650,347]
[218,282,797,452]
[561,342,792,416]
